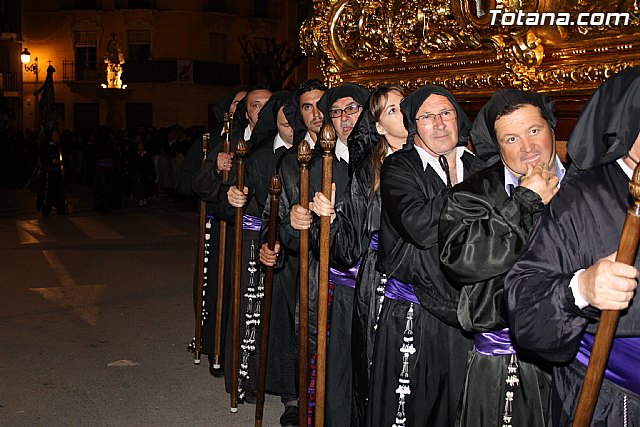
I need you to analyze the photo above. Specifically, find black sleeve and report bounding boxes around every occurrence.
[504,199,597,363]
[329,165,371,268]
[381,156,444,250]
[439,176,544,332]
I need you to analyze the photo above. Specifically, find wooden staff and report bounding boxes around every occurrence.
[213,112,233,370]
[298,140,312,427]
[573,164,640,426]
[193,132,210,364]
[316,124,336,427]
[230,138,248,413]
[255,174,282,427]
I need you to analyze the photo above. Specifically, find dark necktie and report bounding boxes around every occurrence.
[439,155,452,188]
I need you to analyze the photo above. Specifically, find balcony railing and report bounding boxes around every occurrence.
[62,60,104,82]
[0,73,19,95]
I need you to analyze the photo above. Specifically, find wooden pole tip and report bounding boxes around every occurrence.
[236,138,249,157]
[270,174,282,195]
[298,140,311,164]
[320,123,337,151]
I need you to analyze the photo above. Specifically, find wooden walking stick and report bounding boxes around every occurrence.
[316,124,336,427]
[255,174,282,427]
[298,140,312,427]
[573,163,640,427]
[230,137,249,413]
[193,132,210,364]
[213,112,233,370]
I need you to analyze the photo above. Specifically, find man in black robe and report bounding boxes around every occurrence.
[259,79,328,426]
[439,89,563,426]
[175,88,246,378]
[192,87,272,400]
[505,66,640,425]
[370,85,484,427]
[286,83,370,427]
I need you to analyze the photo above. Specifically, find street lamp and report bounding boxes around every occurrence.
[21,48,39,80]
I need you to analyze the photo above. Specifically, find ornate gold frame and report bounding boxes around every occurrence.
[300,0,640,98]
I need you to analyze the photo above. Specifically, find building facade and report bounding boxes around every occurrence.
[8,0,319,133]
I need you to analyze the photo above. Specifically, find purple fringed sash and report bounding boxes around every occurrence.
[329,259,361,288]
[384,277,420,304]
[369,232,379,251]
[576,333,640,395]
[242,214,262,231]
[474,328,516,356]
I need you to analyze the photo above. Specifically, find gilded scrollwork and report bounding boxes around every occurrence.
[301,0,640,96]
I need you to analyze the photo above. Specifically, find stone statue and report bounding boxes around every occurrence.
[104,33,125,89]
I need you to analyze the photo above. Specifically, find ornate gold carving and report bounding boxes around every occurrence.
[301,0,640,96]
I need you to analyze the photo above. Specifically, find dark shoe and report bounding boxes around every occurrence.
[243,390,257,405]
[208,361,224,378]
[279,405,299,426]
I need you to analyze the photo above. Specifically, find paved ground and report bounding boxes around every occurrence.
[0,185,282,426]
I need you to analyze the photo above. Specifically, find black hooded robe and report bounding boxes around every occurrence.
[369,85,484,427]
[439,162,551,427]
[505,66,640,426]
[176,88,247,364]
[438,88,561,427]
[370,147,482,427]
[505,163,640,426]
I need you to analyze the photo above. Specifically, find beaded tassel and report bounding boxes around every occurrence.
[187,217,212,353]
[238,240,259,400]
[374,274,387,331]
[393,304,416,427]
[502,354,520,427]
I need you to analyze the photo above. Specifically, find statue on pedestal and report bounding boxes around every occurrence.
[104,32,125,89]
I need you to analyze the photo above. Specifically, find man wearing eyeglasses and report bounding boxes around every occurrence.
[285,82,370,427]
[369,85,485,427]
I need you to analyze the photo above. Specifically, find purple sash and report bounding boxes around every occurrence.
[384,277,420,304]
[575,333,640,395]
[369,232,379,251]
[329,259,361,288]
[474,328,516,356]
[242,214,262,231]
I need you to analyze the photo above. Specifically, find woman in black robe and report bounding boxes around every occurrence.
[505,66,640,426]
[311,85,407,426]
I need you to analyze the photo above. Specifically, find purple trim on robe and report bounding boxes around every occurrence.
[474,328,516,356]
[369,232,379,251]
[329,259,361,288]
[242,214,262,231]
[575,333,640,395]
[384,277,420,304]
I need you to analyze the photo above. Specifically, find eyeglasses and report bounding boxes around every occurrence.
[329,104,362,119]
[416,109,457,126]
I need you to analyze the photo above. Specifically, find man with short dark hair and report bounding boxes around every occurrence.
[505,66,640,426]
[439,89,564,426]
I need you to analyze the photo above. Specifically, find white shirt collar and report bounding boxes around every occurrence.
[243,125,252,141]
[304,131,316,150]
[617,158,634,179]
[504,155,566,196]
[414,145,469,185]
[273,133,291,152]
[335,138,349,163]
